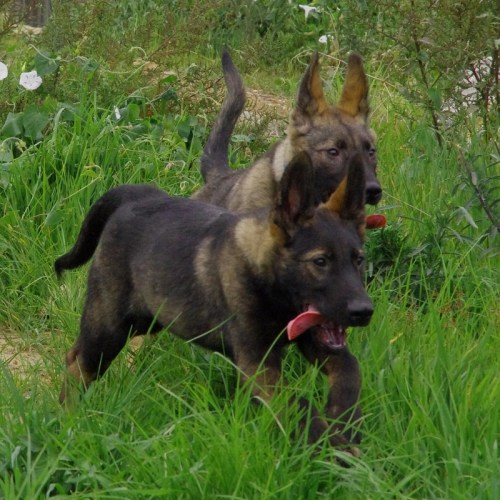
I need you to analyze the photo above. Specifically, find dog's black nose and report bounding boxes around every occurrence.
[347,300,374,326]
[365,181,382,205]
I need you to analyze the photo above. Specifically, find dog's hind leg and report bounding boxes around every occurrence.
[59,279,136,405]
[59,320,133,406]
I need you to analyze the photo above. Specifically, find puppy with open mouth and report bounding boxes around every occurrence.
[56,152,373,455]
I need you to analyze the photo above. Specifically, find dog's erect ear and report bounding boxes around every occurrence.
[295,52,328,119]
[337,53,369,121]
[323,153,366,229]
[272,152,315,236]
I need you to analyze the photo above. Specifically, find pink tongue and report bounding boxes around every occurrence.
[287,306,327,341]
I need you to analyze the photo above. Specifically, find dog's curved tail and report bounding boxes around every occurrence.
[54,185,162,277]
[200,49,246,184]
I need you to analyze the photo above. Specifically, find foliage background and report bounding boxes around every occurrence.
[0,0,498,498]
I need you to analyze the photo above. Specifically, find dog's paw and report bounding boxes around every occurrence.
[333,447,361,468]
[346,446,361,458]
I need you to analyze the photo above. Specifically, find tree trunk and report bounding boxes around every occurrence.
[14,0,51,27]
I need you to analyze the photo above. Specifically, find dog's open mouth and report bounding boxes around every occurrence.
[287,306,347,349]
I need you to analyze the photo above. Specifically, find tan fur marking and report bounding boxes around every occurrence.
[301,248,332,261]
[194,237,214,285]
[66,348,93,386]
[228,160,276,212]
[309,60,328,114]
[234,218,277,273]
[338,54,369,118]
[269,221,286,246]
[322,177,347,214]
[60,347,95,404]
[237,358,280,402]
[358,223,366,242]
[271,139,293,182]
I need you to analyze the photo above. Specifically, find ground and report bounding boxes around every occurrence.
[0,327,49,390]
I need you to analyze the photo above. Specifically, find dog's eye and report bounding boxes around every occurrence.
[313,257,328,267]
[368,147,376,157]
[355,254,364,266]
[327,148,339,157]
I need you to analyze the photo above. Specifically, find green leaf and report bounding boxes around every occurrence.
[57,103,78,123]
[0,210,17,228]
[80,168,102,180]
[0,151,12,163]
[176,120,192,141]
[44,207,63,226]
[76,57,99,73]
[427,88,442,110]
[0,113,24,138]
[21,106,50,141]
[417,51,429,63]
[34,51,60,76]
[457,206,478,229]
[126,102,141,122]
[0,167,10,188]
[160,74,177,85]
[232,134,254,143]
[159,88,177,102]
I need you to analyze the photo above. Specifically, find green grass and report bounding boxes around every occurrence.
[1,8,499,498]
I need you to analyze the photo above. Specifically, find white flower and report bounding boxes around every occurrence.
[299,5,319,19]
[114,106,121,120]
[318,34,334,44]
[19,70,42,90]
[0,62,8,80]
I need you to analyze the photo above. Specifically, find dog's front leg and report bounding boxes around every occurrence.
[235,350,282,401]
[297,340,362,451]
[323,348,362,446]
[236,350,330,446]
[235,345,334,446]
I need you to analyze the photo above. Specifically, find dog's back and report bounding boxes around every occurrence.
[194,151,277,212]
[55,184,166,276]
[56,185,236,344]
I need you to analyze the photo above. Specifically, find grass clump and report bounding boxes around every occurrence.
[0,1,498,498]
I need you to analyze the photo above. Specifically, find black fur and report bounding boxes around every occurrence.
[57,153,373,455]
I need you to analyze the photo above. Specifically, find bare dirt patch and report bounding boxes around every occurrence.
[178,66,291,140]
[245,88,290,119]
[0,328,148,386]
[0,328,52,386]
[240,88,291,139]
